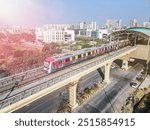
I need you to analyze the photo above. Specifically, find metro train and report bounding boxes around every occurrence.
[44,40,131,73]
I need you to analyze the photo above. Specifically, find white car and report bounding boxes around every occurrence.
[130,82,138,88]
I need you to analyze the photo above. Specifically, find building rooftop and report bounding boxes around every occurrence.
[128,27,150,37]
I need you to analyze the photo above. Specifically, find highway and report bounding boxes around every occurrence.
[14,63,143,113]
[75,64,143,113]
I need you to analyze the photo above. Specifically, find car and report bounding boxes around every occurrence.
[111,62,118,68]
[136,76,144,82]
[111,64,116,68]
[130,82,138,88]
[141,70,146,75]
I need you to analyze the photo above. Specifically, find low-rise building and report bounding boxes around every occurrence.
[96,29,108,39]
[36,24,75,43]
[143,22,150,28]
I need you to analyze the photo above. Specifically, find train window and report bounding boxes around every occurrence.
[66,58,70,62]
[91,51,93,55]
[86,53,88,56]
[75,55,78,60]
[78,54,81,58]
[70,57,72,61]
[81,54,84,58]
[88,52,91,55]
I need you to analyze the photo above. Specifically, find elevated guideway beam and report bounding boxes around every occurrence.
[0,46,137,112]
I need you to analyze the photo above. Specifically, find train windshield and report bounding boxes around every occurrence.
[44,61,49,68]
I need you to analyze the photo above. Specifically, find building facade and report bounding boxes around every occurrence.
[143,22,150,28]
[130,19,138,27]
[79,21,97,30]
[36,24,75,43]
[77,21,97,38]
[105,19,122,31]
[97,29,109,39]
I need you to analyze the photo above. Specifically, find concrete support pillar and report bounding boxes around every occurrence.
[121,60,129,70]
[127,34,129,40]
[68,81,78,109]
[103,62,111,84]
[110,35,112,42]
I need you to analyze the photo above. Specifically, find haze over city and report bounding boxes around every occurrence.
[0,0,150,27]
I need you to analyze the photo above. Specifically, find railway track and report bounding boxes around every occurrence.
[0,51,110,94]
[0,71,47,94]
[0,66,43,86]
[0,45,134,96]
[0,46,137,110]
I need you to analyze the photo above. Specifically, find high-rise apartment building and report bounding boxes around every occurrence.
[105,19,122,30]
[130,19,138,27]
[91,21,97,30]
[79,21,97,30]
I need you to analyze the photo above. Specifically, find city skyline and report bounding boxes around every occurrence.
[0,0,150,27]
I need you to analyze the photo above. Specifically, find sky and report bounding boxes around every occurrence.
[0,0,150,27]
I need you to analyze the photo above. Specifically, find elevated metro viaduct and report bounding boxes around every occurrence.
[0,28,150,113]
[69,27,150,110]
[109,27,150,70]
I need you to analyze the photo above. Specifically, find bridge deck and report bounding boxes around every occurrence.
[0,46,137,112]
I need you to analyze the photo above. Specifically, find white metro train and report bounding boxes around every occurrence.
[44,40,131,73]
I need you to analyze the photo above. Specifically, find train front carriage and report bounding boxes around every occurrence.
[44,57,55,73]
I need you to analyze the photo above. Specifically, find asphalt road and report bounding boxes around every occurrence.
[14,68,103,113]
[75,64,143,113]
[14,64,143,113]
